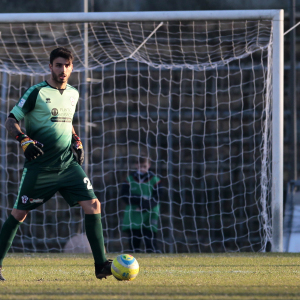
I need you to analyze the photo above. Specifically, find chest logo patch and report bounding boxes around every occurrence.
[50,107,72,123]
[51,108,58,116]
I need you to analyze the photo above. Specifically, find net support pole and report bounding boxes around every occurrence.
[1,70,7,224]
[272,9,284,252]
[168,94,174,253]
[289,0,297,181]
[81,0,89,175]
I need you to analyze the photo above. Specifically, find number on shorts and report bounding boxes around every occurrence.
[83,177,93,190]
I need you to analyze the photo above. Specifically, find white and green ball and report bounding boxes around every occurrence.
[111,254,139,281]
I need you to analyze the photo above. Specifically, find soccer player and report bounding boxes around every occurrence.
[0,47,112,281]
[120,155,163,253]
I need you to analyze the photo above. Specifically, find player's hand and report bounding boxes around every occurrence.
[72,134,84,165]
[16,133,44,161]
[141,197,158,210]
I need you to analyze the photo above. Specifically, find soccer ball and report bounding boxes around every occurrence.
[111,254,139,281]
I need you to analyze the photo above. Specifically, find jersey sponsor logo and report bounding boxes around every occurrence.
[18,98,26,108]
[50,107,73,122]
[21,195,28,204]
[70,97,75,106]
[51,117,72,122]
[29,198,44,203]
[46,98,51,103]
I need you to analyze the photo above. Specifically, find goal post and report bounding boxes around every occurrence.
[271,10,284,252]
[0,10,284,253]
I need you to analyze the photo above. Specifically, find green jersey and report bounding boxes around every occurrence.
[10,81,79,170]
[122,173,161,232]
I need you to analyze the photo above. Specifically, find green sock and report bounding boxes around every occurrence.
[85,213,107,264]
[0,215,22,266]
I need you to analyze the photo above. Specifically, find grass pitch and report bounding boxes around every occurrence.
[0,253,300,300]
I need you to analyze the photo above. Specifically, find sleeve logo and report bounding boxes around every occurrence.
[18,98,26,108]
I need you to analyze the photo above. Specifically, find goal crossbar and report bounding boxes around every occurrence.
[0,10,283,23]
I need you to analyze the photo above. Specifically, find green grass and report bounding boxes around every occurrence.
[1,253,300,299]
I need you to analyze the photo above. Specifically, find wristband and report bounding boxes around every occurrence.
[72,134,81,141]
[15,132,28,143]
[72,134,83,149]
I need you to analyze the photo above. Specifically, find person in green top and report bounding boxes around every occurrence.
[121,155,163,253]
[0,47,112,281]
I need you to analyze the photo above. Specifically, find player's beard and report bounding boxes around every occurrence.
[51,71,68,84]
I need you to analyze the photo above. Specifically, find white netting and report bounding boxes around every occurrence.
[0,17,273,253]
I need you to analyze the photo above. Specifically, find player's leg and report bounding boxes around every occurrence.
[126,229,137,253]
[79,199,112,279]
[142,228,157,253]
[130,229,142,253]
[0,209,29,281]
[144,207,160,253]
[0,168,57,281]
[78,199,108,265]
[58,163,112,280]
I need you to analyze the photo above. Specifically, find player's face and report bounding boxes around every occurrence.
[49,57,73,85]
[136,162,150,174]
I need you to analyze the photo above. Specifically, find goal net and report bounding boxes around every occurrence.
[0,11,283,253]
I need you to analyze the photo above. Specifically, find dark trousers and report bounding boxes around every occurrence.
[127,228,157,253]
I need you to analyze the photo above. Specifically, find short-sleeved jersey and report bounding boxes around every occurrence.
[122,172,161,232]
[127,174,160,199]
[10,81,79,170]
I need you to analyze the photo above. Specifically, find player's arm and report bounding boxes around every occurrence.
[141,181,162,210]
[71,126,84,166]
[120,182,141,205]
[5,114,23,137]
[6,114,44,161]
[120,181,142,206]
[120,182,130,204]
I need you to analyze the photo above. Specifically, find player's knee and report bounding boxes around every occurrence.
[89,198,100,211]
[79,198,101,214]
[11,208,29,222]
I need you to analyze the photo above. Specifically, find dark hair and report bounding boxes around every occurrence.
[50,47,73,64]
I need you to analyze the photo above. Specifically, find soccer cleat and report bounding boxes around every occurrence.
[0,267,5,281]
[95,259,113,280]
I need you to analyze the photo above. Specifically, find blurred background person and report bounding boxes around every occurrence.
[120,155,163,253]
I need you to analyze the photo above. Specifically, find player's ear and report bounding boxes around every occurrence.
[49,63,53,71]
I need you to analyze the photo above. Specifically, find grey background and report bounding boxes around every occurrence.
[0,0,289,13]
